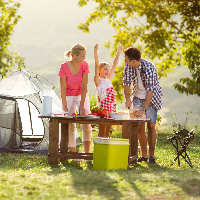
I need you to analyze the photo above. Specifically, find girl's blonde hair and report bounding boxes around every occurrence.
[99,62,109,69]
[64,44,86,59]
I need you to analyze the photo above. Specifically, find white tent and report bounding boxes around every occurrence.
[0,70,80,151]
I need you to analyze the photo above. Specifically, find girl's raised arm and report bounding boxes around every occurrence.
[108,45,123,80]
[94,44,101,87]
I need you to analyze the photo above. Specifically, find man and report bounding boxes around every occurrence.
[123,47,163,164]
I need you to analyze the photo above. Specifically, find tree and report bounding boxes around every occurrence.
[0,0,25,77]
[77,0,200,101]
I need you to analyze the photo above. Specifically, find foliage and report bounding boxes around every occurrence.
[77,0,200,101]
[91,106,105,111]
[156,114,162,126]
[89,95,98,109]
[0,0,25,76]
[174,36,200,96]
[90,95,105,110]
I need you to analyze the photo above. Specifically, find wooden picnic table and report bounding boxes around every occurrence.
[39,116,150,165]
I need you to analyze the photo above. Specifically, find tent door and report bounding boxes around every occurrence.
[16,99,44,142]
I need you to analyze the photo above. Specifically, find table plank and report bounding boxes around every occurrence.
[39,116,148,124]
[59,152,93,160]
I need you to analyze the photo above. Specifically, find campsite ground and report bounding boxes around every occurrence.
[0,127,200,200]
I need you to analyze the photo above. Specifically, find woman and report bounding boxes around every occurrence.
[58,44,91,153]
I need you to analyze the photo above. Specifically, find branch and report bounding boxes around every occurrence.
[149,7,200,49]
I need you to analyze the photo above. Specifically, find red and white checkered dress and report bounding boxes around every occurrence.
[96,78,116,118]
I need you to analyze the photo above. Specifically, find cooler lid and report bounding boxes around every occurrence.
[93,137,129,145]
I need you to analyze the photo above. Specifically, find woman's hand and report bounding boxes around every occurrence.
[62,102,68,112]
[79,104,85,116]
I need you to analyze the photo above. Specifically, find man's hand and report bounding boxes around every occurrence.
[133,109,145,118]
[124,85,132,109]
[125,98,132,109]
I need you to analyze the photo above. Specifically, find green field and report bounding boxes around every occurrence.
[0,128,199,200]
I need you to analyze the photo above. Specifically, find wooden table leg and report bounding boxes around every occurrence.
[48,118,59,165]
[60,123,69,160]
[122,122,131,139]
[122,122,138,164]
[130,123,138,164]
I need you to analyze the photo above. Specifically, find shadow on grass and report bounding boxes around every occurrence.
[60,160,123,199]
[180,178,200,197]
[168,176,200,197]
[47,162,161,199]
[47,162,191,200]
[119,163,200,199]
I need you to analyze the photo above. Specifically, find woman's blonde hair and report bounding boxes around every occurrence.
[99,62,109,69]
[64,44,86,59]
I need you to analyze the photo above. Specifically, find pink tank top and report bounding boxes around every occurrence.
[58,61,90,96]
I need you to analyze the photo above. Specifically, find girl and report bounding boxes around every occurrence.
[94,44,123,137]
[59,44,91,153]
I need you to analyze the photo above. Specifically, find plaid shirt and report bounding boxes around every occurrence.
[123,58,163,110]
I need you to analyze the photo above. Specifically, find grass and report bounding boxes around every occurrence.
[0,128,200,200]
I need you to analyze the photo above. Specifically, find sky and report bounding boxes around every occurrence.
[9,0,200,127]
[10,0,117,94]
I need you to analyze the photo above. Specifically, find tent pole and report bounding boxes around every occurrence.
[13,100,17,144]
[28,101,34,136]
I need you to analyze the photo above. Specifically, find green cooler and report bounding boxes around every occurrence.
[93,138,129,170]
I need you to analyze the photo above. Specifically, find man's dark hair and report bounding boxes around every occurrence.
[124,47,141,61]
